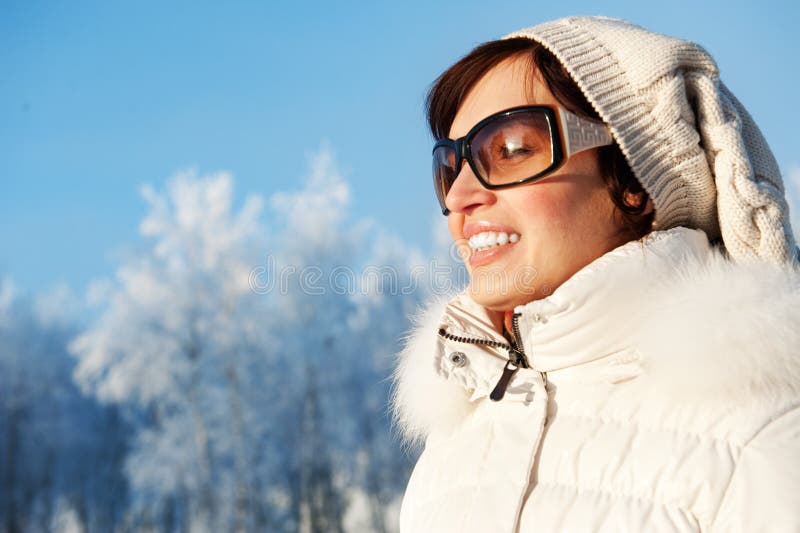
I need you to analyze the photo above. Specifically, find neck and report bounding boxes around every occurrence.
[503,310,516,342]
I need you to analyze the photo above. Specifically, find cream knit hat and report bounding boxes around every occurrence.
[506,16,796,264]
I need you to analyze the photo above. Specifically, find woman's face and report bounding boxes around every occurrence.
[446,55,631,312]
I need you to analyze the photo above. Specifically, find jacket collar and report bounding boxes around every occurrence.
[391,226,800,446]
[441,227,712,373]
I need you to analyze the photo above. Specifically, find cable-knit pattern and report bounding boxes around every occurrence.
[506,16,795,264]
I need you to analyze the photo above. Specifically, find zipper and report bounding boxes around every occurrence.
[438,312,534,402]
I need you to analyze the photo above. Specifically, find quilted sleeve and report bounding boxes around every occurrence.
[710,404,800,532]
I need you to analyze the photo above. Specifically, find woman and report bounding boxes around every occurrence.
[392,16,800,532]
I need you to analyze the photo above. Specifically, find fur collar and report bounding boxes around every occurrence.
[391,227,800,447]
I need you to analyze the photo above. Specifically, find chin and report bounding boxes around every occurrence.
[467,282,535,312]
[466,262,542,310]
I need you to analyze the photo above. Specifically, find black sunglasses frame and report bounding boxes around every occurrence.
[433,105,566,216]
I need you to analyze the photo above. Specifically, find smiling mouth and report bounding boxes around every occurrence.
[467,231,521,252]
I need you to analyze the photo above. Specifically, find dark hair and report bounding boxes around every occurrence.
[426,37,654,241]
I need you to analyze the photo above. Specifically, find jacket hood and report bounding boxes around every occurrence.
[391,227,800,448]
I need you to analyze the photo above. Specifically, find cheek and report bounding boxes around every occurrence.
[511,184,592,231]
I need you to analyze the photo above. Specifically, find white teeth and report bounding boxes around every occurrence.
[467,231,520,251]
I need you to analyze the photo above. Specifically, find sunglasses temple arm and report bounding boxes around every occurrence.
[558,108,614,158]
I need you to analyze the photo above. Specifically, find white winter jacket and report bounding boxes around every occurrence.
[392,227,800,532]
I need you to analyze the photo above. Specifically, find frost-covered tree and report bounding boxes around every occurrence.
[70,147,431,532]
[264,149,436,532]
[70,170,276,532]
[0,279,128,533]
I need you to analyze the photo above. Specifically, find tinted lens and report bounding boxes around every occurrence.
[471,111,555,185]
[432,144,457,212]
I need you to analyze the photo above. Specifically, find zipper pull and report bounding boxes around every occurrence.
[490,360,519,401]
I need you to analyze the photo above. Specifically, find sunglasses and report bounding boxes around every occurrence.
[432,105,613,215]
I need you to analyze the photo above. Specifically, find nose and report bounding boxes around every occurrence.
[444,162,497,215]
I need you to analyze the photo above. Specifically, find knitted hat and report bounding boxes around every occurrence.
[506,17,796,264]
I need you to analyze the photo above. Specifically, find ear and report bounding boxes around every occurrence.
[623,191,655,215]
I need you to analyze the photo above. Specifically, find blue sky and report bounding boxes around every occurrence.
[2,0,798,294]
